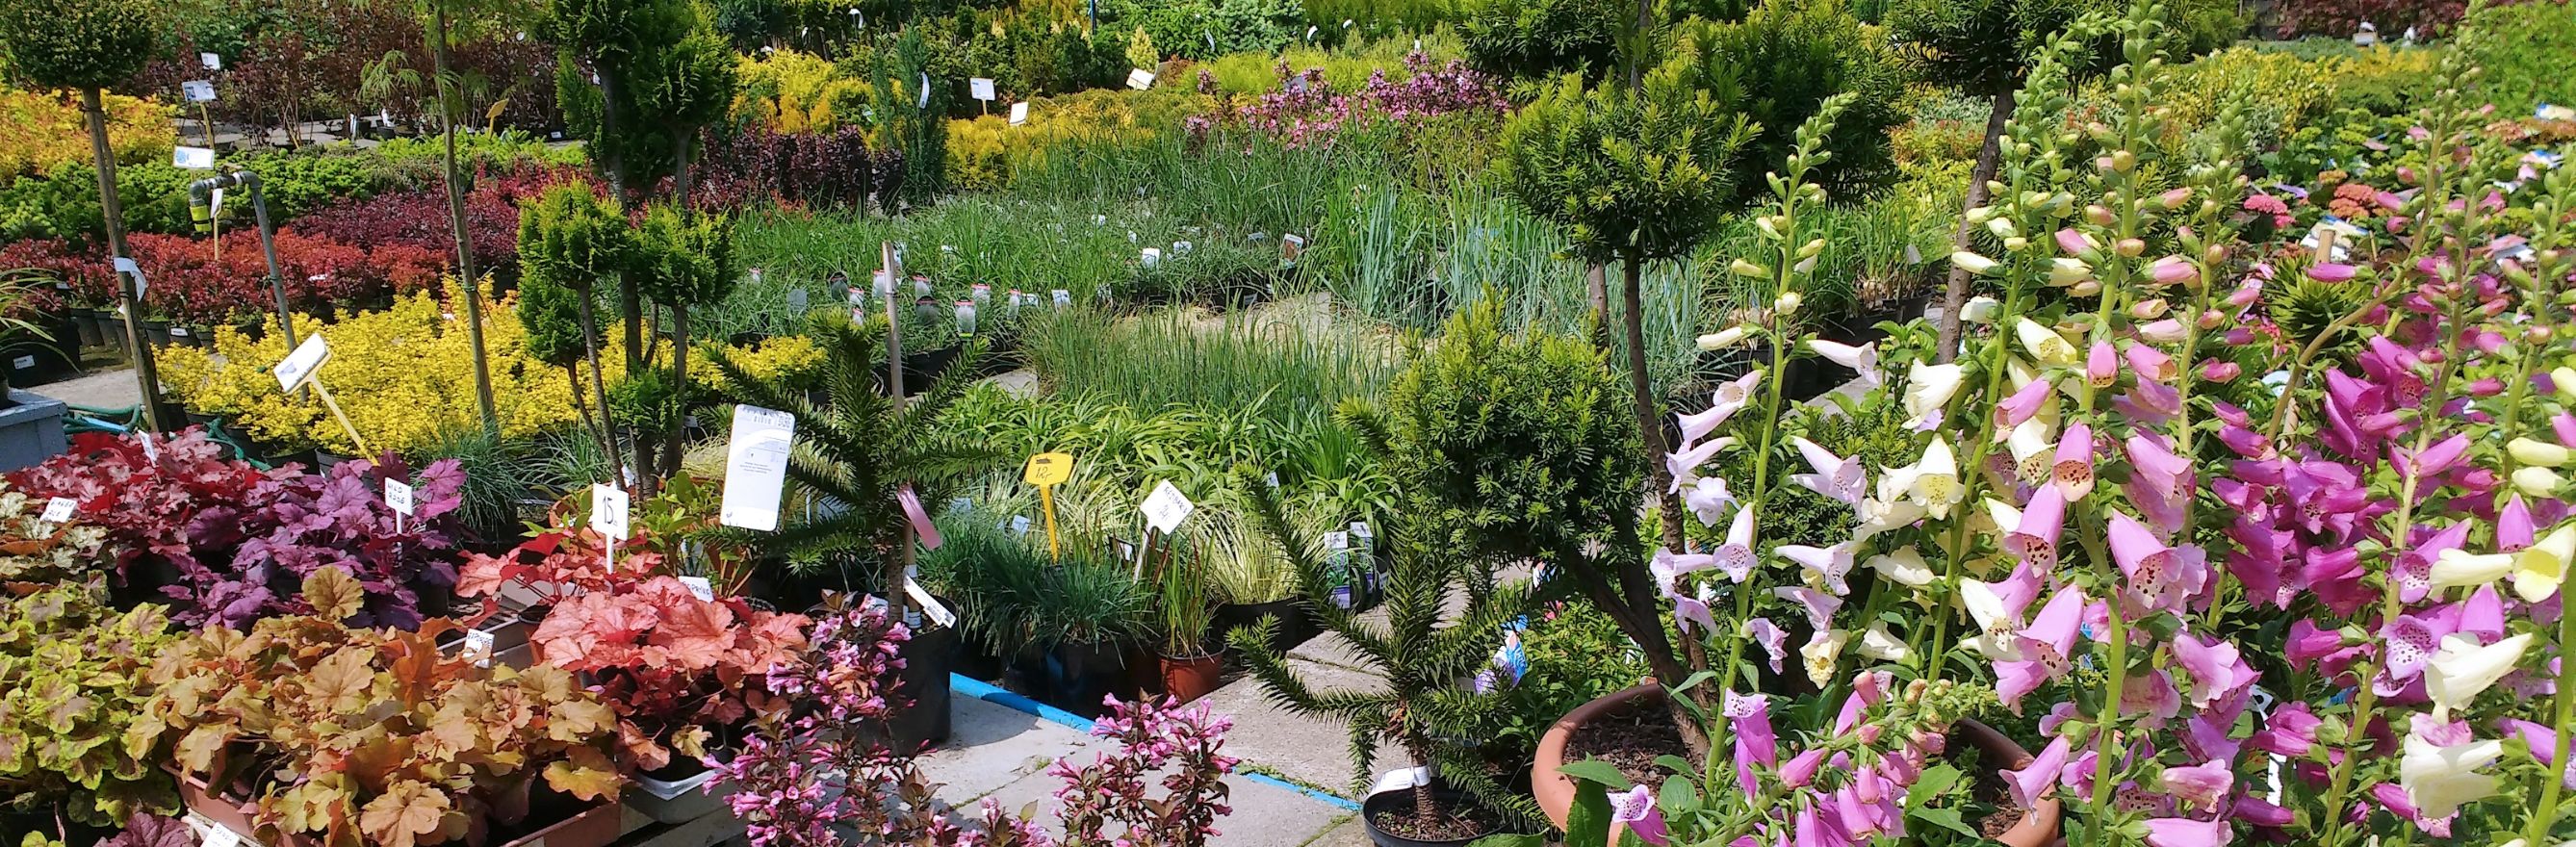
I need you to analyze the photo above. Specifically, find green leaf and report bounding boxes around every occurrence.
[1653,755,1695,777]
[1557,759,1635,790]
[1566,779,1613,847]
[1466,836,1545,847]
[1658,773,1700,815]
[1905,762,1964,810]
[1912,806,1979,838]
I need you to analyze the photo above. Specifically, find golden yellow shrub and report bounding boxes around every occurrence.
[943,89,1208,191]
[733,48,869,133]
[1,86,173,177]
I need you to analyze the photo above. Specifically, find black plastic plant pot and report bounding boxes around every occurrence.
[1360,788,1495,847]
[1214,598,1317,659]
[888,622,957,752]
[1040,639,1131,717]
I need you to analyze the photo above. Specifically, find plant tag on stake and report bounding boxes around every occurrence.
[40,497,75,524]
[182,80,217,102]
[1141,480,1195,533]
[680,576,714,602]
[1126,68,1155,90]
[384,477,414,534]
[173,146,216,169]
[200,52,222,70]
[1009,102,1029,125]
[1369,767,1430,795]
[273,334,330,392]
[970,78,995,101]
[904,578,957,628]
[591,483,630,575]
[720,404,796,531]
[463,629,495,668]
[897,485,943,550]
[199,816,244,847]
[1011,515,1033,535]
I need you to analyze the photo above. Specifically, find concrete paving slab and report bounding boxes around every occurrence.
[919,696,1097,805]
[1195,658,1384,793]
[27,368,144,411]
[1302,816,1373,847]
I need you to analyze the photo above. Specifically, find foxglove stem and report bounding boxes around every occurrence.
[1711,169,1808,757]
[2534,591,2576,843]
[2321,262,2478,847]
[1920,283,2024,676]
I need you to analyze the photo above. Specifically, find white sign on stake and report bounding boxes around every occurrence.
[173,146,216,169]
[200,52,222,70]
[1010,515,1034,535]
[1141,480,1196,533]
[680,576,715,602]
[1370,767,1430,795]
[384,478,415,517]
[40,497,76,524]
[273,334,330,392]
[917,72,930,108]
[1009,101,1029,125]
[1126,68,1156,90]
[182,80,217,103]
[905,578,958,628]
[720,404,797,531]
[591,483,631,541]
[970,78,995,101]
[463,629,495,667]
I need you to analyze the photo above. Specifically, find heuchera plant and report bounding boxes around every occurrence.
[458,493,810,773]
[0,484,114,586]
[130,569,624,847]
[7,432,465,629]
[0,582,182,831]
[1611,4,2576,845]
[711,602,1238,847]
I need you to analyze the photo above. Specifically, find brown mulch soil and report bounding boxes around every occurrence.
[1561,696,1689,792]
[1369,796,1506,841]
[1955,742,2028,839]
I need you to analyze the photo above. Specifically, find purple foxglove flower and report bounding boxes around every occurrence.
[1666,436,1735,493]
[2553,412,2576,449]
[1996,659,2049,711]
[1994,377,2053,430]
[1833,783,1885,838]
[2059,750,2097,798]
[1734,695,1776,800]
[2127,475,2188,536]
[2158,760,2234,811]
[2117,379,2184,424]
[2140,319,2188,342]
[2253,703,2322,756]
[1993,562,2045,621]
[2054,227,2094,256]
[2380,611,2454,683]
[2126,344,2178,382]
[1779,542,1856,594]
[1773,586,1842,631]
[2284,621,2363,680]
[2150,256,2200,286]
[2141,816,2233,847]
[1744,617,1788,673]
[2501,719,2576,789]
[2018,584,2086,671]
[1714,504,1758,582]
[2201,360,2242,382]
[2457,585,2506,640]
[2124,670,2184,724]
[1610,785,1670,846]
[2087,342,2120,387]
[2394,433,2472,481]
[1781,749,1826,788]
[2173,632,2257,708]
[2307,263,2357,281]
[1675,586,1718,636]
[2054,423,2097,501]
[2216,424,2273,459]
[1793,803,1838,847]
[2005,483,2067,567]
[2108,509,2179,592]
[1832,672,1892,734]
[2500,495,2536,552]
[2004,735,2072,809]
[1789,437,1866,507]
[2233,795,2294,827]
[2182,710,2242,763]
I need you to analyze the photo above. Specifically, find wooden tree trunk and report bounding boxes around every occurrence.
[434,5,502,439]
[85,89,164,433]
[1934,86,2018,362]
[1615,253,1714,758]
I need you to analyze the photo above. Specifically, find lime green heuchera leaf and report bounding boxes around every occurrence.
[0,583,178,827]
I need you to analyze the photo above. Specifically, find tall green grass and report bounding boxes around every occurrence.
[1019,304,1404,431]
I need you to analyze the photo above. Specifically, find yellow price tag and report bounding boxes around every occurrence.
[1023,452,1074,487]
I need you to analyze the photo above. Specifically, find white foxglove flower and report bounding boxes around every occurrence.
[2425,632,2535,721]
[1867,546,1934,588]
[2510,437,2573,468]
[2400,734,2503,819]
[1697,325,1752,349]
[1805,339,1880,387]
[1959,295,2000,324]
[1950,251,2001,276]
[1801,629,1849,684]
[1857,624,1910,661]
[1903,362,1966,429]
[2430,549,2515,590]
[2515,524,2572,603]
[2015,318,2078,367]
[1909,437,1962,518]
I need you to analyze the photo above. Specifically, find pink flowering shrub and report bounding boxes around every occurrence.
[1191,53,1510,151]
[711,603,1238,847]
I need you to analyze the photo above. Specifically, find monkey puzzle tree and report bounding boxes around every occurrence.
[0,0,167,431]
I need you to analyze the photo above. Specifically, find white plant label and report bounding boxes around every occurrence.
[1051,289,1071,307]
[970,78,995,101]
[680,576,715,602]
[1325,530,1350,551]
[1009,101,1029,125]
[1126,68,1156,90]
[383,478,416,515]
[40,497,76,524]
[201,819,243,847]
[182,80,217,103]
[167,326,190,338]
[590,483,631,541]
[173,146,216,169]
[200,52,222,70]
[209,187,224,219]
[139,432,157,462]
[1140,246,1163,267]
[787,288,808,309]
[1010,515,1034,535]
[720,404,797,531]
[12,356,31,370]
[905,578,958,629]
[1141,480,1196,533]
[1351,521,1373,545]
[1370,767,1430,794]
[463,629,495,667]
[273,334,330,392]
[917,72,930,108]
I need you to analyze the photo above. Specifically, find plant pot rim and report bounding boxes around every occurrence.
[1526,682,2061,847]
[1358,785,1501,847]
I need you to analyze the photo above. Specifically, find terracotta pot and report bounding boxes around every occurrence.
[167,762,255,840]
[1157,651,1224,704]
[1528,684,2061,847]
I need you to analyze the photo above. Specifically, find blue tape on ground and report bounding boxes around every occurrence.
[945,674,1361,811]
